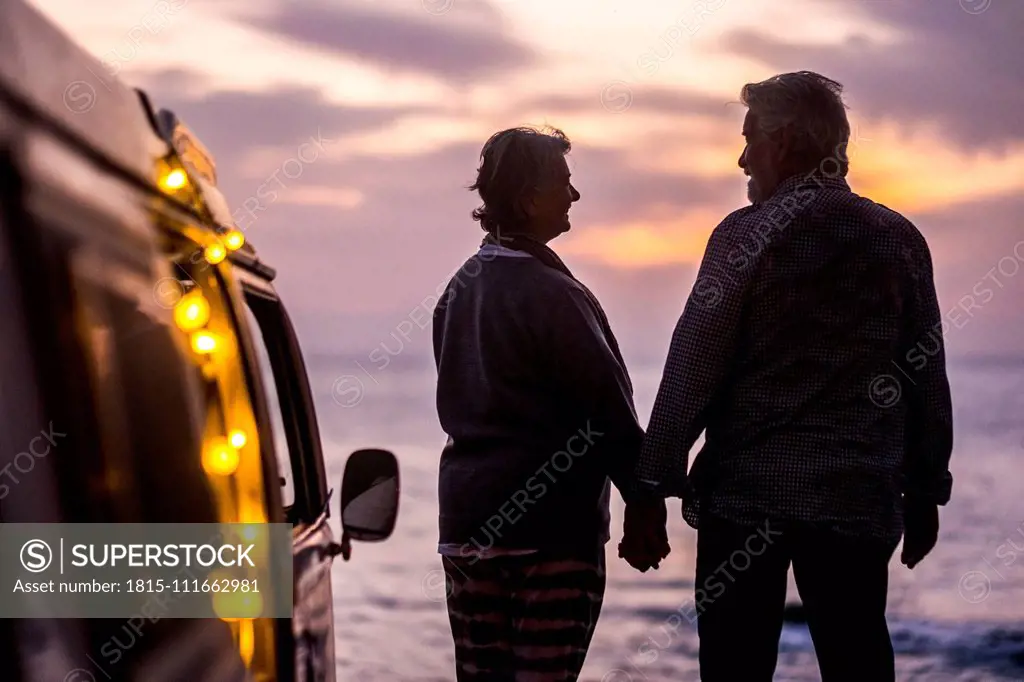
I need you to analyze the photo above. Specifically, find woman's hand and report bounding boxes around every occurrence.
[618,497,670,572]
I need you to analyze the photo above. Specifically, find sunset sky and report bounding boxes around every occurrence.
[32,0,1024,365]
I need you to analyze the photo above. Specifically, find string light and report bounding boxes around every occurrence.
[203,437,239,476]
[173,292,210,332]
[224,230,245,251]
[229,429,247,448]
[205,243,227,264]
[191,330,219,354]
[160,168,188,191]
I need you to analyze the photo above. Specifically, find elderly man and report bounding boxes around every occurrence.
[620,71,954,681]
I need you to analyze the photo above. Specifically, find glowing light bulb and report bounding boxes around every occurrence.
[191,330,219,354]
[203,438,239,476]
[173,292,210,332]
[229,429,247,448]
[205,243,227,264]
[160,168,187,191]
[224,230,245,251]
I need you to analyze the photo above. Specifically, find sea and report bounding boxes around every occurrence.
[309,352,1024,681]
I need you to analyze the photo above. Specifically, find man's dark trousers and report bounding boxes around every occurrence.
[694,511,898,681]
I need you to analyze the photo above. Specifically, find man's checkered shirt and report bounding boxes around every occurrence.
[630,171,954,545]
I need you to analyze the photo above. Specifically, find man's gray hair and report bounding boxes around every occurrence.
[469,125,571,235]
[740,71,851,175]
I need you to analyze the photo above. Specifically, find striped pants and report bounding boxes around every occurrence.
[441,547,606,681]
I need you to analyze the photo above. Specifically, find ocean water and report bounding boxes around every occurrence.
[311,353,1024,681]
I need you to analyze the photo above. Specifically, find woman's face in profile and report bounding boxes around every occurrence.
[525,156,580,242]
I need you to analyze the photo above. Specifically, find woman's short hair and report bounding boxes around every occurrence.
[469,125,571,235]
[740,71,851,176]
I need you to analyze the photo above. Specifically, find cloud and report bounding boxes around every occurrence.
[135,69,431,186]
[230,1,536,84]
[718,0,1024,153]
[523,86,738,120]
[134,53,1021,365]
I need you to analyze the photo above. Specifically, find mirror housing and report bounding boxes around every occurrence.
[340,448,399,542]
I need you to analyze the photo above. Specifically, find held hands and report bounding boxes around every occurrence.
[901,497,939,569]
[618,497,670,572]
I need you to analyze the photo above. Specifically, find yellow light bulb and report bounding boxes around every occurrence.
[203,438,239,476]
[205,243,227,264]
[173,292,210,332]
[191,331,219,354]
[229,429,247,448]
[224,230,245,251]
[161,168,188,191]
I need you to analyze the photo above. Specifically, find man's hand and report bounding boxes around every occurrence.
[901,497,939,569]
[618,497,670,572]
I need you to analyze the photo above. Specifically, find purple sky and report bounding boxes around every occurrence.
[34,0,1024,365]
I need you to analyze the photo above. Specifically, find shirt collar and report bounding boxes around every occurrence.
[768,170,850,200]
[478,243,533,258]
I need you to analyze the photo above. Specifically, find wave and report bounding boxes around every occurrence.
[779,612,1024,678]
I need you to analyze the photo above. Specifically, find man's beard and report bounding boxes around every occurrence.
[746,177,762,204]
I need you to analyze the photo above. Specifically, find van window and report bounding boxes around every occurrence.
[66,253,221,523]
[241,300,295,510]
[238,285,326,526]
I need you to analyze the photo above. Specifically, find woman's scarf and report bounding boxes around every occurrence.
[481,231,633,392]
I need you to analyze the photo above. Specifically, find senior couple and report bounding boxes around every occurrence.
[431,71,954,682]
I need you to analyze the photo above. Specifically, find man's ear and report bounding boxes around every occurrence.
[775,126,796,161]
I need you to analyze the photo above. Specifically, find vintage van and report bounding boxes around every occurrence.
[0,1,399,680]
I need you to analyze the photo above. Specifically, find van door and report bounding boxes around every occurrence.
[232,269,337,682]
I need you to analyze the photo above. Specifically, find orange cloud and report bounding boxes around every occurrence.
[561,207,723,268]
[847,121,1024,214]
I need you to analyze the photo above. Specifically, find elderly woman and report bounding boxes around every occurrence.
[431,126,661,680]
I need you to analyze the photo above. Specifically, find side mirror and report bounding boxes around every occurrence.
[340,448,399,542]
